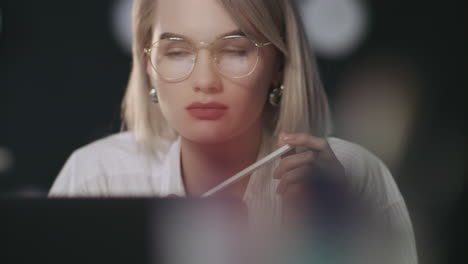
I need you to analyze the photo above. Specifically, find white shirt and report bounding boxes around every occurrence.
[49,132,417,263]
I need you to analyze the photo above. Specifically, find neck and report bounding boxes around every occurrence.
[180,125,263,199]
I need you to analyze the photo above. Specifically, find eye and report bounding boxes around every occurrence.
[221,49,248,56]
[164,50,192,57]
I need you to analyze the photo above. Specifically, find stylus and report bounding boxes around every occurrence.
[201,144,293,197]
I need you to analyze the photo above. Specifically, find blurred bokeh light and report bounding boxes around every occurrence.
[299,0,369,58]
[110,0,133,55]
[334,52,420,171]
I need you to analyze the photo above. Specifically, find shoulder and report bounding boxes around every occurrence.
[327,137,383,174]
[326,138,417,263]
[65,132,146,175]
[49,132,175,197]
[70,131,178,178]
[326,137,403,206]
[72,132,140,161]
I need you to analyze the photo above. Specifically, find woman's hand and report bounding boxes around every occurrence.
[273,132,347,224]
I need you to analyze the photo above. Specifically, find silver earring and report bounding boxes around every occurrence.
[149,88,158,103]
[269,84,284,107]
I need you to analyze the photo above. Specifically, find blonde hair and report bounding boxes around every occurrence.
[122,0,332,158]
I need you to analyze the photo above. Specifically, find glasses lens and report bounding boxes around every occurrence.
[151,39,195,81]
[214,36,258,78]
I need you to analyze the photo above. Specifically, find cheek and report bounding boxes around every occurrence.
[157,83,178,102]
[156,83,186,119]
[237,83,269,112]
[227,76,271,124]
[238,63,274,107]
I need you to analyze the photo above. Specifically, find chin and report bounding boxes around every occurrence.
[178,122,241,145]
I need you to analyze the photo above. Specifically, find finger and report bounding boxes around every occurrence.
[277,131,287,146]
[281,148,296,160]
[282,133,329,152]
[276,166,310,194]
[278,131,297,159]
[273,151,316,179]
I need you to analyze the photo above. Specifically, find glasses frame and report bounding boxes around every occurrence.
[144,35,272,81]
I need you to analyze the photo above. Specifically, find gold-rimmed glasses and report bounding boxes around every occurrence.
[144,35,272,81]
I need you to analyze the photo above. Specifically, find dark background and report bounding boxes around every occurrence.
[1,0,466,263]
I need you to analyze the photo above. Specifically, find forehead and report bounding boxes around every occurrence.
[153,0,240,43]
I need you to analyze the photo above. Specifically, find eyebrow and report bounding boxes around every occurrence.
[158,30,246,42]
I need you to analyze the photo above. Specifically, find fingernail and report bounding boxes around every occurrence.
[283,133,296,141]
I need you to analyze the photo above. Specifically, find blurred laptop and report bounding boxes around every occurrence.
[0,197,247,264]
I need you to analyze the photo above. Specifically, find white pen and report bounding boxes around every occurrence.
[201,144,293,197]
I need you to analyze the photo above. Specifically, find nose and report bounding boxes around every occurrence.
[191,49,222,93]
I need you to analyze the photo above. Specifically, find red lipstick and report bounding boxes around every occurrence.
[186,102,228,120]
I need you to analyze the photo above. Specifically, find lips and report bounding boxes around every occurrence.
[186,102,228,120]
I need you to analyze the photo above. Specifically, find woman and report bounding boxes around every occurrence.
[49,0,417,262]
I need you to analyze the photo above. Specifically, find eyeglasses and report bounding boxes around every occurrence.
[144,35,272,81]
